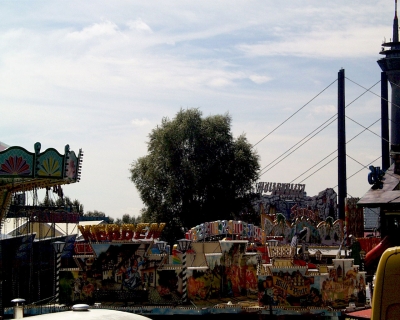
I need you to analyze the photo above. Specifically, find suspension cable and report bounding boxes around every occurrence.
[253,79,337,148]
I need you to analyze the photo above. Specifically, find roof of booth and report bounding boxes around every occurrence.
[357,164,400,208]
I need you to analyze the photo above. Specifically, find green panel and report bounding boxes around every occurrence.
[0,147,34,178]
[36,148,64,178]
[0,143,82,182]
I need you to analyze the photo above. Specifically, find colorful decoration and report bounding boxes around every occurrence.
[186,220,263,242]
[78,223,166,242]
[0,155,31,176]
[0,142,82,180]
[368,165,385,189]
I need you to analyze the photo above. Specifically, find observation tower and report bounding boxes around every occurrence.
[378,0,400,154]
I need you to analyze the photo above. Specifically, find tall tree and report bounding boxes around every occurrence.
[114,213,142,225]
[130,109,260,244]
[84,210,106,217]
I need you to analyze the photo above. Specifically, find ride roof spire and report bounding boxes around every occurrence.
[394,0,399,43]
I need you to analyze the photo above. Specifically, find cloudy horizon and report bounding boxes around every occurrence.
[1,0,394,219]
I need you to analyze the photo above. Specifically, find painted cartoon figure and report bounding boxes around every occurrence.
[116,257,143,291]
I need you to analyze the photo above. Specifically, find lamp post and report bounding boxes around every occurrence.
[156,241,167,268]
[52,241,66,304]
[177,239,192,304]
[266,239,278,264]
[156,241,167,254]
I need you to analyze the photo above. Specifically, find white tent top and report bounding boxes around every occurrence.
[1,219,106,240]
[19,307,151,320]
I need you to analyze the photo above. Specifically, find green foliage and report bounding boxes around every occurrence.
[41,192,55,207]
[84,210,113,223]
[114,213,142,225]
[39,195,84,215]
[130,108,260,244]
[40,193,113,222]
[84,210,106,217]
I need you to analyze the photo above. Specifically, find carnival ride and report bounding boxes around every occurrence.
[0,142,83,310]
[0,142,83,223]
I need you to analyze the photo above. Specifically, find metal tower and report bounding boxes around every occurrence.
[378,0,400,156]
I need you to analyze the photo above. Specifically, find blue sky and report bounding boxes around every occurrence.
[0,0,394,219]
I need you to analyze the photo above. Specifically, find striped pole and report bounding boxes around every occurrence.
[182,251,188,303]
[177,238,191,304]
[55,251,61,303]
[52,241,66,304]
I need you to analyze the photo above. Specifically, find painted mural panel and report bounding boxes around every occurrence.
[148,269,182,304]
[57,233,368,310]
[257,259,367,309]
[62,242,148,304]
[320,259,366,308]
[258,268,320,307]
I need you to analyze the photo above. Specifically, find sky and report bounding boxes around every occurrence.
[0,0,395,220]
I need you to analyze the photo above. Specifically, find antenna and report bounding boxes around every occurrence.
[394,0,399,43]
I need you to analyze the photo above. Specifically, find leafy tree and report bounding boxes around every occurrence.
[59,197,84,215]
[84,210,114,223]
[39,194,84,215]
[130,108,260,244]
[41,192,55,207]
[72,199,84,215]
[114,213,142,225]
[84,210,106,217]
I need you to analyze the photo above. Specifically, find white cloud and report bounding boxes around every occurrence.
[237,25,389,59]
[127,19,153,33]
[208,77,233,87]
[249,74,272,84]
[131,118,151,127]
[67,21,119,40]
[311,104,337,115]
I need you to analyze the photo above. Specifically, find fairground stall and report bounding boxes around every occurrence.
[13,193,375,320]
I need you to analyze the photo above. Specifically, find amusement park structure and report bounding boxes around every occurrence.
[0,142,83,316]
[4,2,400,320]
[0,142,370,320]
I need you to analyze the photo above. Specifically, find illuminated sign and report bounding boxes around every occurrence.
[256,182,306,198]
[78,223,166,242]
[186,220,262,242]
